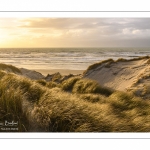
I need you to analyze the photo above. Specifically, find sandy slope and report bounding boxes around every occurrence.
[83,57,150,93]
[19,68,83,80]
[20,68,45,80]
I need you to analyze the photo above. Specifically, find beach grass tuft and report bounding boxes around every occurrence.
[61,76,80,91]
[83,59,114,75]
[0,63,21,74]
[72,78,113,96]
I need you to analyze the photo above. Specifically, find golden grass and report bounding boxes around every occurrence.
[72,78,113,96]
[0,63,21,74]
[61,76,80,91]
[83,59,114,75]
[78,93,106,103]
[0,68,150,132]
[46,81,60,89]
[36,79,47,86]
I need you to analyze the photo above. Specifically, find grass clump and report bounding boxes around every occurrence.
[129,56,149,61]
[78,93,106,103]
[0,74,29,131]
[51,72,62,82]
[142,85,150,95]
[146,58,150,64]
[0,63,21,74]
[46,81,60,89]
[0,71,46,131]
[116,58,128,62]
[36,79,60,89]
[36,79,47,86]
[61,76,80,91]
[84,59,114,75]
[25,84,45,102]
[108,91,149,111]
[107,91,150,131]
[30,89,116,132]
[72,78,113,96]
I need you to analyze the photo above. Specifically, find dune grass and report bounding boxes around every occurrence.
[0,71,45,131]
[46,81,60,89]
[0,72,29,131]
[61,76,80,91]
[83,59,114,75]
[0,63,21,74]
[72,78,113,96]
[36,79,60,89]
[0,68,150,132]
[51,72,62,82]
[115,56,150,63]
[36,79,47,86]
[78,93,106,103]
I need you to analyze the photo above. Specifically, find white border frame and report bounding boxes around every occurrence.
[0,10,150,139]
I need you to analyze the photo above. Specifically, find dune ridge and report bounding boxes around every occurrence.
[83,56,150,98]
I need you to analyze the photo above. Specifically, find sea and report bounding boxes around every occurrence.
[0,47,150,71]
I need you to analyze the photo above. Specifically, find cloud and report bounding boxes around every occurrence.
[18,18,150,36]
[1,18,150,47]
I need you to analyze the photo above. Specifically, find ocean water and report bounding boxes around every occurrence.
[0,47,150,71]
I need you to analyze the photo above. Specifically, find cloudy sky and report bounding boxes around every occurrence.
[0,18,150,47]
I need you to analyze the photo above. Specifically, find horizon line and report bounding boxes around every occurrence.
[0,46,150,48]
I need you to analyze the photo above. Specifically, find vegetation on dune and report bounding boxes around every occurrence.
[116,58,128,62]
[107,91,150,131]
[72,78,113,96]
[61,76,80,91]
[129,55,150,61]
[36,79,60,89]
[46,81,60,89]
[1,58,150,132]
[0,63,21,74]
[78,93,106,103]
[0,72,30,131]
[108,91,149,111]
[146,58,150,64]
[83,59,114,75]
[51,72,62,82]
[84,56,150,76]
[115,56,150,63]
[36,79,47,86]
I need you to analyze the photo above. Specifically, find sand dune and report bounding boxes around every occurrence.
[83,56,150,96]
[1,58,150,132]
[1,56,150,98]
[20,68,45,80]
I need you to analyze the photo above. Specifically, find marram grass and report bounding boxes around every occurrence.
[0,63,21,74]
[61,76,80,91]
[72,78,113,96]
[0,71,150,132]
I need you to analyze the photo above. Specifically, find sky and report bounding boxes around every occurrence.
[0,18,150,47]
